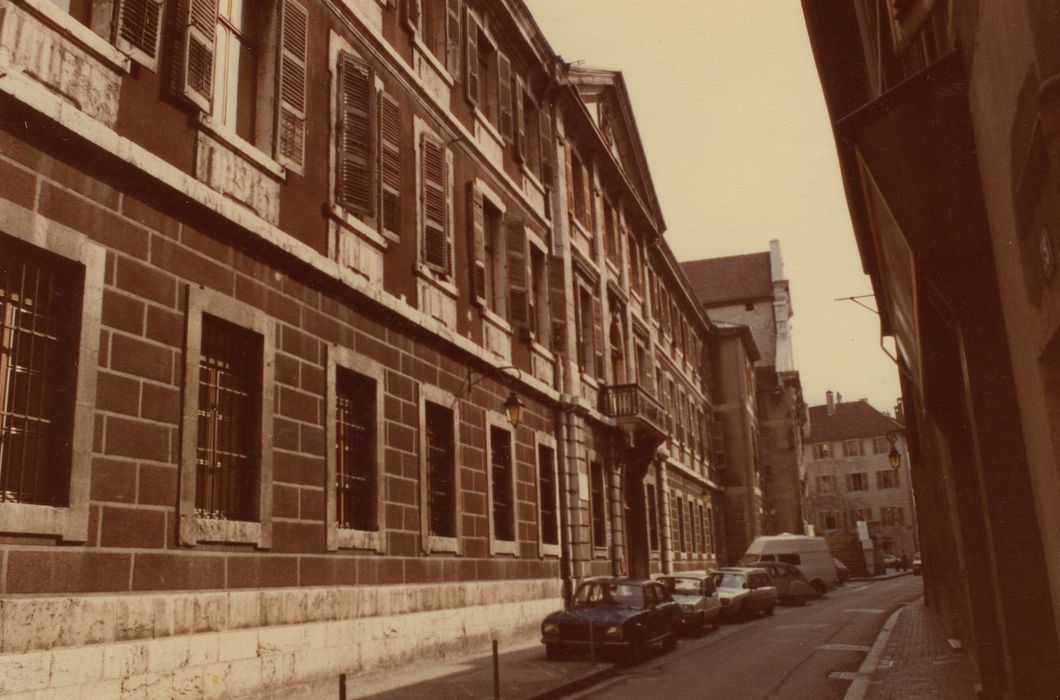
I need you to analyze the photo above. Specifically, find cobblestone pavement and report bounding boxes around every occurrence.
[865,597,977,700]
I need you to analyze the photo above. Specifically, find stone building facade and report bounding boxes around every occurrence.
[804,0,1060,695]
[0,0,718,696]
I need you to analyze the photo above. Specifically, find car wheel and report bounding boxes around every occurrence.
[545,644,564,661]
[811,580,827,597]
[662,624,678,652]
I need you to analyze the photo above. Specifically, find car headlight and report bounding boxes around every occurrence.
[604,625,623,639]
[681,604,694,613]
[542,623,560,637]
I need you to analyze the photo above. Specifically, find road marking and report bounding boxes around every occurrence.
[843,604,908,700]
[817,643,871,652]
[852,585,870,592]
[845,608,885,614]
[829,671,860,681]
[775,623,832,630]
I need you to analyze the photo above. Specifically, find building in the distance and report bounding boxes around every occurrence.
[802,393,917,572]
[683,241,805,538]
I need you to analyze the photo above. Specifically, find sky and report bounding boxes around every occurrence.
[524,0,901,414]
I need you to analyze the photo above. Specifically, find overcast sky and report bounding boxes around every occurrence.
[525,0,901,414]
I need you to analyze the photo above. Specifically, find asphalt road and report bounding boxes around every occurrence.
[570,575,923,700]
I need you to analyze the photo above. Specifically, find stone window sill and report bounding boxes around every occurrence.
[21,0,131,73]
[426,535,460,555]
[415,262,458,297]
[491,538,518,556]
[482,306,513,335]
[412,38,454,87]
[330,205,389,251]
[197,113,286,180]
[541,543,561,559]
[334,527,386,553]
[192,517,265,547]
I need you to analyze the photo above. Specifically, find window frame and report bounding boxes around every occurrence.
[414,117,456,284]
[325,345,386,552]
[816,474,835,494]
[813,442,832,460]
[535,433,560,558]
[486,412,518,556]
[876,469,899,489]
[179,285,275,548]
[589,459,608,553]
[419,384,461,554]
[843,438,864,457]
[846,472,868,492]
[0,215,103,542]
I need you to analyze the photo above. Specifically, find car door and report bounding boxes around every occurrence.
[650,583,674,640]
[702,577,719,616]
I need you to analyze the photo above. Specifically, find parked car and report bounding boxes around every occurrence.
[833,558,850,584]
[740,534,838,596]
[881,553,900,570]
[658,572,722,634]
[912,552,922,576]
[746,561,815,606]
[540,577,680,663]
[712,567,778,621]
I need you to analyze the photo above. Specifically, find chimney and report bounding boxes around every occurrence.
[826,390,835,416]
[769,239,784,282]
[836,392,842,405]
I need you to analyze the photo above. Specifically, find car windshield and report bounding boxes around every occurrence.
[573,582,644,609]
[660,577,702,596]
[712,572,746,589]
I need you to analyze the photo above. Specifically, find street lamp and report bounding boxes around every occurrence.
[503,390,525,428]
[453,366,525,428]
[886,430,902,470]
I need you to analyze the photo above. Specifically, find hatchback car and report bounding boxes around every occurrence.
[712,567,778,621]
[658,572,722,634]
[745,560,815,606]
[540,577,680,663]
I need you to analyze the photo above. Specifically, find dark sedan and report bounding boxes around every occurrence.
[541,577,681,663]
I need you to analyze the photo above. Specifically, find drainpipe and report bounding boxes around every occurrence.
[554,360,575,608]
[656,455,673,574]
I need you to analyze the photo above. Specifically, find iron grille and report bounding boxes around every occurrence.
[426,402,455,538]
[590,462,606,547]
[491,426,514,542]
[196,315,261,521]
[538,444,558,546]
[335,368,376,531]
[0,244,79,505]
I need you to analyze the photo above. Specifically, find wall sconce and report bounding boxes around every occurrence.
[886,430,902,470]
[453,365,524,428]
[503,391,525,428]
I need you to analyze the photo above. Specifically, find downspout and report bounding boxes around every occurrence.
[554,359,574,608]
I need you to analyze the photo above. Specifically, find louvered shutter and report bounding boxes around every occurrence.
[465,8,479,106]
[498,53,513,141]
[379,92,401,234]
[540,107,553,184]
[115,0,164,69]
[277,0,309,171]
[421,136,449,273]
[564,143,575,219]
[445,0,461,76]
[507,221,529,328]
[592,294,604,379]
[402,0,421,32]
[468,184,486,304]
[548,255,566,353]
[514,77,526,163]
[182,0,216,112]
[336,52,375,216]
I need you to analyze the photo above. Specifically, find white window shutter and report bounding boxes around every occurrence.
[182,0,217,112]
[115,0,165,70]
[277,0,309,172]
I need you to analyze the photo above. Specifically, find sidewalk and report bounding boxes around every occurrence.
[344,636,616,700]
[851,597,978,700]
[848,569,913,582]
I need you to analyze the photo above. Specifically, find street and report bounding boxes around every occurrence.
[572,576,923,700]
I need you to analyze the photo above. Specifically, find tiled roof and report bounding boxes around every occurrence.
[806,400,902,442]
[680,252,772,306]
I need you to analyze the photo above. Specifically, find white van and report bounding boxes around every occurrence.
[739,534,838,596]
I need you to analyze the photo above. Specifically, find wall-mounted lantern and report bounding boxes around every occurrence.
[886,430,903,470]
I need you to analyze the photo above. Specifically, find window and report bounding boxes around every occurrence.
[813,443,832,460]
[425,401,457,539]
[180,288,274,547]
[849,508,871,524]
[690,500,700,553]
[483,199,503,312]
[335,50,375,217]
[529,244,549,342]
[49,0,93,23]
[846,472,868,491]
[819,511,838,531]
[700,504,711,554]
[407,0,460,75]
[816,475,835,494]
[647,484,660,552]
[489,425,515,546]
[603,201,619,266]
[575,283,597,376]
[538,444,558,548]
[590,461,607,548]
[778,553,801,566]
[877,470,899,489]
[567,148,593,232]
[873,436,889,454]
[843,439,864,457]
[881,506,905,526]
[465,10,498,125]
[676,497,686,552]
[0,243,81,508]
[182,0,307,170]
[419,132,452,275]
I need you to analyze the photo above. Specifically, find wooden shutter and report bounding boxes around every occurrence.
[379,92,401,234]
[514,77,526,163]
[115,0,164,69]
[336,52,375,215]
[465,8,479,106]
[548,256,566,353]
[498,52,513,141]
[507,220,529,328]
[402,0,421,32]
[468,184,486,303]
[181,0,216,111]
[564,142,575,218]
[540,107,553,184]
[277,0,309,171]
[592,293,604,378]
[421,135,449,273]
[445,0,461,75]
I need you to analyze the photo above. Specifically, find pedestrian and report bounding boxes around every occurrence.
[900,551,909,571]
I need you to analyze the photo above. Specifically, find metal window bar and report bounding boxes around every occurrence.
[426,402,455,537]
[196,316,259,521]
[590,462,606,547]
[336,369,376,531]
[538,445,558,545]
[491,426,514,542]
[0,246,74,506]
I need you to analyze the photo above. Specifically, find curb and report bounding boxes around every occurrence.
[848,570,913,582]
[526,664,619,700]
[843,603,907,700]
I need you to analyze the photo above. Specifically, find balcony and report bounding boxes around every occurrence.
[600,384,668,442]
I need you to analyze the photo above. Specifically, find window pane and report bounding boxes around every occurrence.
[491,426,514,542]
[426,402,456,537]
[590,461,606,546]
[336,369,376,531]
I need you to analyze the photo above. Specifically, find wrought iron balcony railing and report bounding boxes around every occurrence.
[600,384,668,438]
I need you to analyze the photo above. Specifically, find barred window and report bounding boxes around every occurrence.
[196,315,262,521]
[425,401,456,538]
[590,461,606,547]
[538,444,558,546]
[335,368,376,531]
[676,497,686,552]
[490,425,514,543]
[0,245,81,506]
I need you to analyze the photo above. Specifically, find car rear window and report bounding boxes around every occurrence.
[574,582,645,608]
[660,577,702,596]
